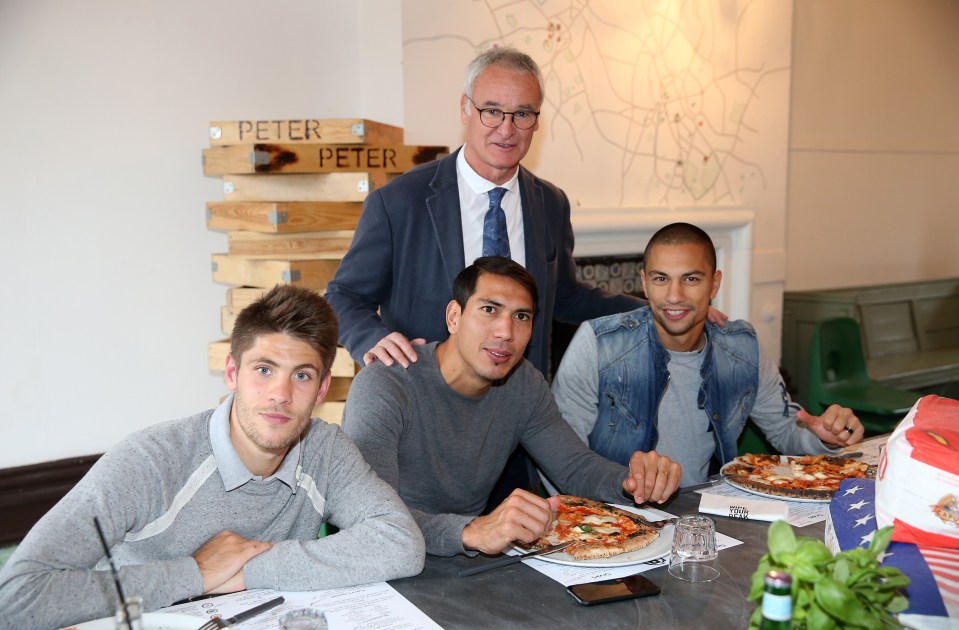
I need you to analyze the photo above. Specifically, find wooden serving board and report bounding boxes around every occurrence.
[211,254,339,289]
[203,143,447,175]
[208,119,403,146]
[206,201,362,233]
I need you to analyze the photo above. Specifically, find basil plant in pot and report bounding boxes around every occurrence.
[747,520,910,629]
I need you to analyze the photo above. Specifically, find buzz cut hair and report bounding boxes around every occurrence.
[645,222,717,271]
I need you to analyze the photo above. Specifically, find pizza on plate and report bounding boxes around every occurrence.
[722,453,871,500]
[528,495,659,560]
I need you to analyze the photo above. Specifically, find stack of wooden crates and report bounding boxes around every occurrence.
[203,118,447,423]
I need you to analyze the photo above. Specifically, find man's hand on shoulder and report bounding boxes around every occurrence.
[623,450,681,504]
[462,490,560,555]
[797,406,864,447]
[707,306,728,327]
[363,332,426,368]
[194,530,272,594]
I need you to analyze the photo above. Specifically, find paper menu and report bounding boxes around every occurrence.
[696,483,829,527]
[840,433,887,465]
[159,582,442,630]
[698,492,788,522]
[524,530,742,587]
[516,506,743,587]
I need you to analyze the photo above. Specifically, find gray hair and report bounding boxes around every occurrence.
[463,47,544,107]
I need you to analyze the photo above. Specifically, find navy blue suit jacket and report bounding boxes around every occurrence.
[325,148,643,375]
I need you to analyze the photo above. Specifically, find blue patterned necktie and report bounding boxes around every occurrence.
[482,187,510,258]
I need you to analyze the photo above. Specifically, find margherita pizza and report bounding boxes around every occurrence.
[529,495,659,560]
[722,453,872,501]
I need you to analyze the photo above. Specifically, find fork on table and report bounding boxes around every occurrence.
[196,596,285,630]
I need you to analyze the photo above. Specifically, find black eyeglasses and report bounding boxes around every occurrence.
[467,97,540,130]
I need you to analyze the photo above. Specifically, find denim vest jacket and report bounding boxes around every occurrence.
[587,307,760,468]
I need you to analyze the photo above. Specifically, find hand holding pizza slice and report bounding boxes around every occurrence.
[462,489,561,555]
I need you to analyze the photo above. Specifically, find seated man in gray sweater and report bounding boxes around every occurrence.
[551,222,864,488]
[0,285,425,629]
[342,257,681,557]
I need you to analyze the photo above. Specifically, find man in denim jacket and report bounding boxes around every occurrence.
[551,223,864,487]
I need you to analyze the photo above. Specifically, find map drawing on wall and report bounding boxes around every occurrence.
[401,0,791,209]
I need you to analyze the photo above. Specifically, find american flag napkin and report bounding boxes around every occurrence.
[825,477,959,624]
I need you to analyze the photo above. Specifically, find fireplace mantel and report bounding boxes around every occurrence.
[569,207,755,320]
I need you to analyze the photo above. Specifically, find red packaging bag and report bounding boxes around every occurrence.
[876,395,959,549]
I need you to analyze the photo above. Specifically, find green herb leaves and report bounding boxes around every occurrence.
[747,521,910,629]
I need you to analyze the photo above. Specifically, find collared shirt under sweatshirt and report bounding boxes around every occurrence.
[0,396,424,629]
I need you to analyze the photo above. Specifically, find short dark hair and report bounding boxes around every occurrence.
[464,47,544,107]
[645,222,717,271]
[453,256,539,311]
[230,284,338,374]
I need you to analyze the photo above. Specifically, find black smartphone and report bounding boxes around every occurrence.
[566,574,661,606]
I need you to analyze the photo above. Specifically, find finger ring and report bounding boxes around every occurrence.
[843,426,854,435]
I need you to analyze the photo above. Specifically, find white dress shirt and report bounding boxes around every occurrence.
[456,146,526,267]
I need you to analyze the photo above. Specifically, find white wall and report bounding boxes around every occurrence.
[786,0,959,290]
[5,0,956,469]
[0,0,403,467]
[398,1,795,362]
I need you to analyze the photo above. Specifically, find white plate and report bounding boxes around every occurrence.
[720,456,834,503]
[519,523,674,568]
[65,612,203,630]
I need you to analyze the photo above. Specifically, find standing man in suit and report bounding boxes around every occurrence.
[325,46,643,377]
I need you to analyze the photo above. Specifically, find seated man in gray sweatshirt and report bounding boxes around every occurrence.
[342,257,681,557]
[551,222,864,488]
[0,284,425,629]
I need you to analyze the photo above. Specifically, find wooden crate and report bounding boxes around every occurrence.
[314,401,346,425]
[208,338,356,377]
[222,172,388,202]
[208,119,404,146]
[208,339,230,372]
[227,230,354,259]
[211,254,339,289]
[206,201,362,233]
[227,287,269,310]
[203,143,447,176]
[326,377,352,401]
[219,306,233,337]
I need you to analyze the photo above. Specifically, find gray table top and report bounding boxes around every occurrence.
[389,491,826,629]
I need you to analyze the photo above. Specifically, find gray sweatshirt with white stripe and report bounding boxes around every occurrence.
[0,396,424,629]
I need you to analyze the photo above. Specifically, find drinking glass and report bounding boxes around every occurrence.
[278,608,328,630]
[668,515,720,582]
[114,595,143,630]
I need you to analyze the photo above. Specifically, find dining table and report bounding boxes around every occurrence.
[388,489,808,629]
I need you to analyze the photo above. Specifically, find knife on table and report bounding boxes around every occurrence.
[458,541,574,577]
